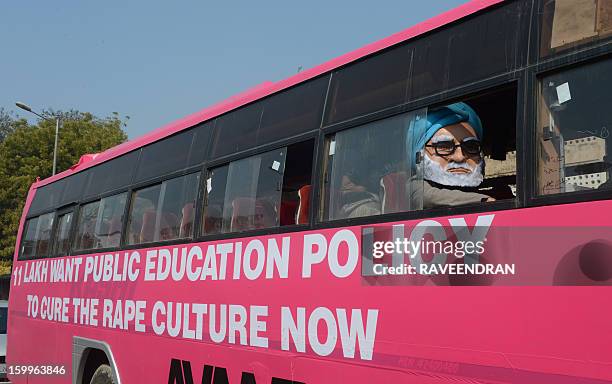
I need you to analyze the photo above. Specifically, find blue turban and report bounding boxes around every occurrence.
[409,102,482,162]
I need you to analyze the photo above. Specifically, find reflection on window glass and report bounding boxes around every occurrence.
[135,130,195,183]
[323,110,425,221]
[203,149,286,233]
[538,59,612,194]
[36,212,55,257]
[540,0,612,57]
[74,193,127,251]
[20,212,54,259]
[83,152,138,199]
[127,173,199,244]
[20,217,39,259]
[53,212,73,256]
[28,181,64,216]
[325,46,413,125]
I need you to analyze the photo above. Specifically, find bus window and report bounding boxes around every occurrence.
[537,58,612,195]
[74,193,127,251]
[323,86,517,219]
[28,181,64,217]
[83,152,138,199]
[324,45,413,125]
[222,149,284,232]
[210,77,328,159]
[20,217,39,259]
[323,110,425,221]
[19,212,55,259]
[34,212,54,257]
[52,211,73,256]
[280,140,314,226]
[134,130,195,183]
[202,142,313,234]
[127,173,199,244]
[540,0,612,58]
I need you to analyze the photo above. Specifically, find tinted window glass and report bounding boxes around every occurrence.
[188,122,213,167]
[410,1,526,100]
[20,217,39,259]
[537,59,612,194]
[20,212,55,259]
[323,110,425,221]
[28,181,65,216]
[61,170,89,205]
[210,77,329,159]
[53,211,74,256]
[210,103,263,158]
[35,212,54,257]
[84,152,138,198]
[74,193,127,251]
[135,130,195,182]
[259,76,328,138]
[324,46,413,124]
[540,0,612,58]
[127,173,200,244]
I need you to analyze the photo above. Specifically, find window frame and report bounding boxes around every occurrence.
[50,205,77,258]
[196,133,319,242]
[527,51,612,208]
[18,211,57,261]
[125,171,201,246]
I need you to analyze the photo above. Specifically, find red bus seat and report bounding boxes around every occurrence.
[380,173,407,213]
[296,185,311,224]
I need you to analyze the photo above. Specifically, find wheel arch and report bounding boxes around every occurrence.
[73,337,121,384]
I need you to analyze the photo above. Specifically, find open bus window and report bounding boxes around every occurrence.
[127,173,199,245]
[540,0,612,58]
[322,86,517,220]
[52,211,73,256]
[537,58,612,195]
[19,212,55,259]
[202,141,314,234]
[74,193,127,251]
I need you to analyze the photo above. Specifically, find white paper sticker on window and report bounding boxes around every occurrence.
[271,160,281,171]
[329,140,336,156]
[206,178,212,193]
[556,82,572,104]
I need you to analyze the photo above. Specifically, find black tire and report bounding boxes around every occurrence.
[90,364,115,384]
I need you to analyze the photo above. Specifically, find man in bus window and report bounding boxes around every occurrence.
[338,169,381,218]
[410,102,497,208]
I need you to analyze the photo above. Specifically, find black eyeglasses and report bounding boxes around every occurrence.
[425,139,482,157]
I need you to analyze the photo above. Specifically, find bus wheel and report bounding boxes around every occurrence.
[90,364,115,384]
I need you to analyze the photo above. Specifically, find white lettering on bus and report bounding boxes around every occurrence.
[281,306,379,361]
[302,230,359,278]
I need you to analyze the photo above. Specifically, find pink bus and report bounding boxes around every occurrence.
[7,0,612,383]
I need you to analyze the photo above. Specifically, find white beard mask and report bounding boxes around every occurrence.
[423,151,484,187]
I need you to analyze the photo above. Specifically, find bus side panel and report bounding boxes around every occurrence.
[6,199,612,383]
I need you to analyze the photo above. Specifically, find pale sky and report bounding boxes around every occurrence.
[2,1,467,139]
